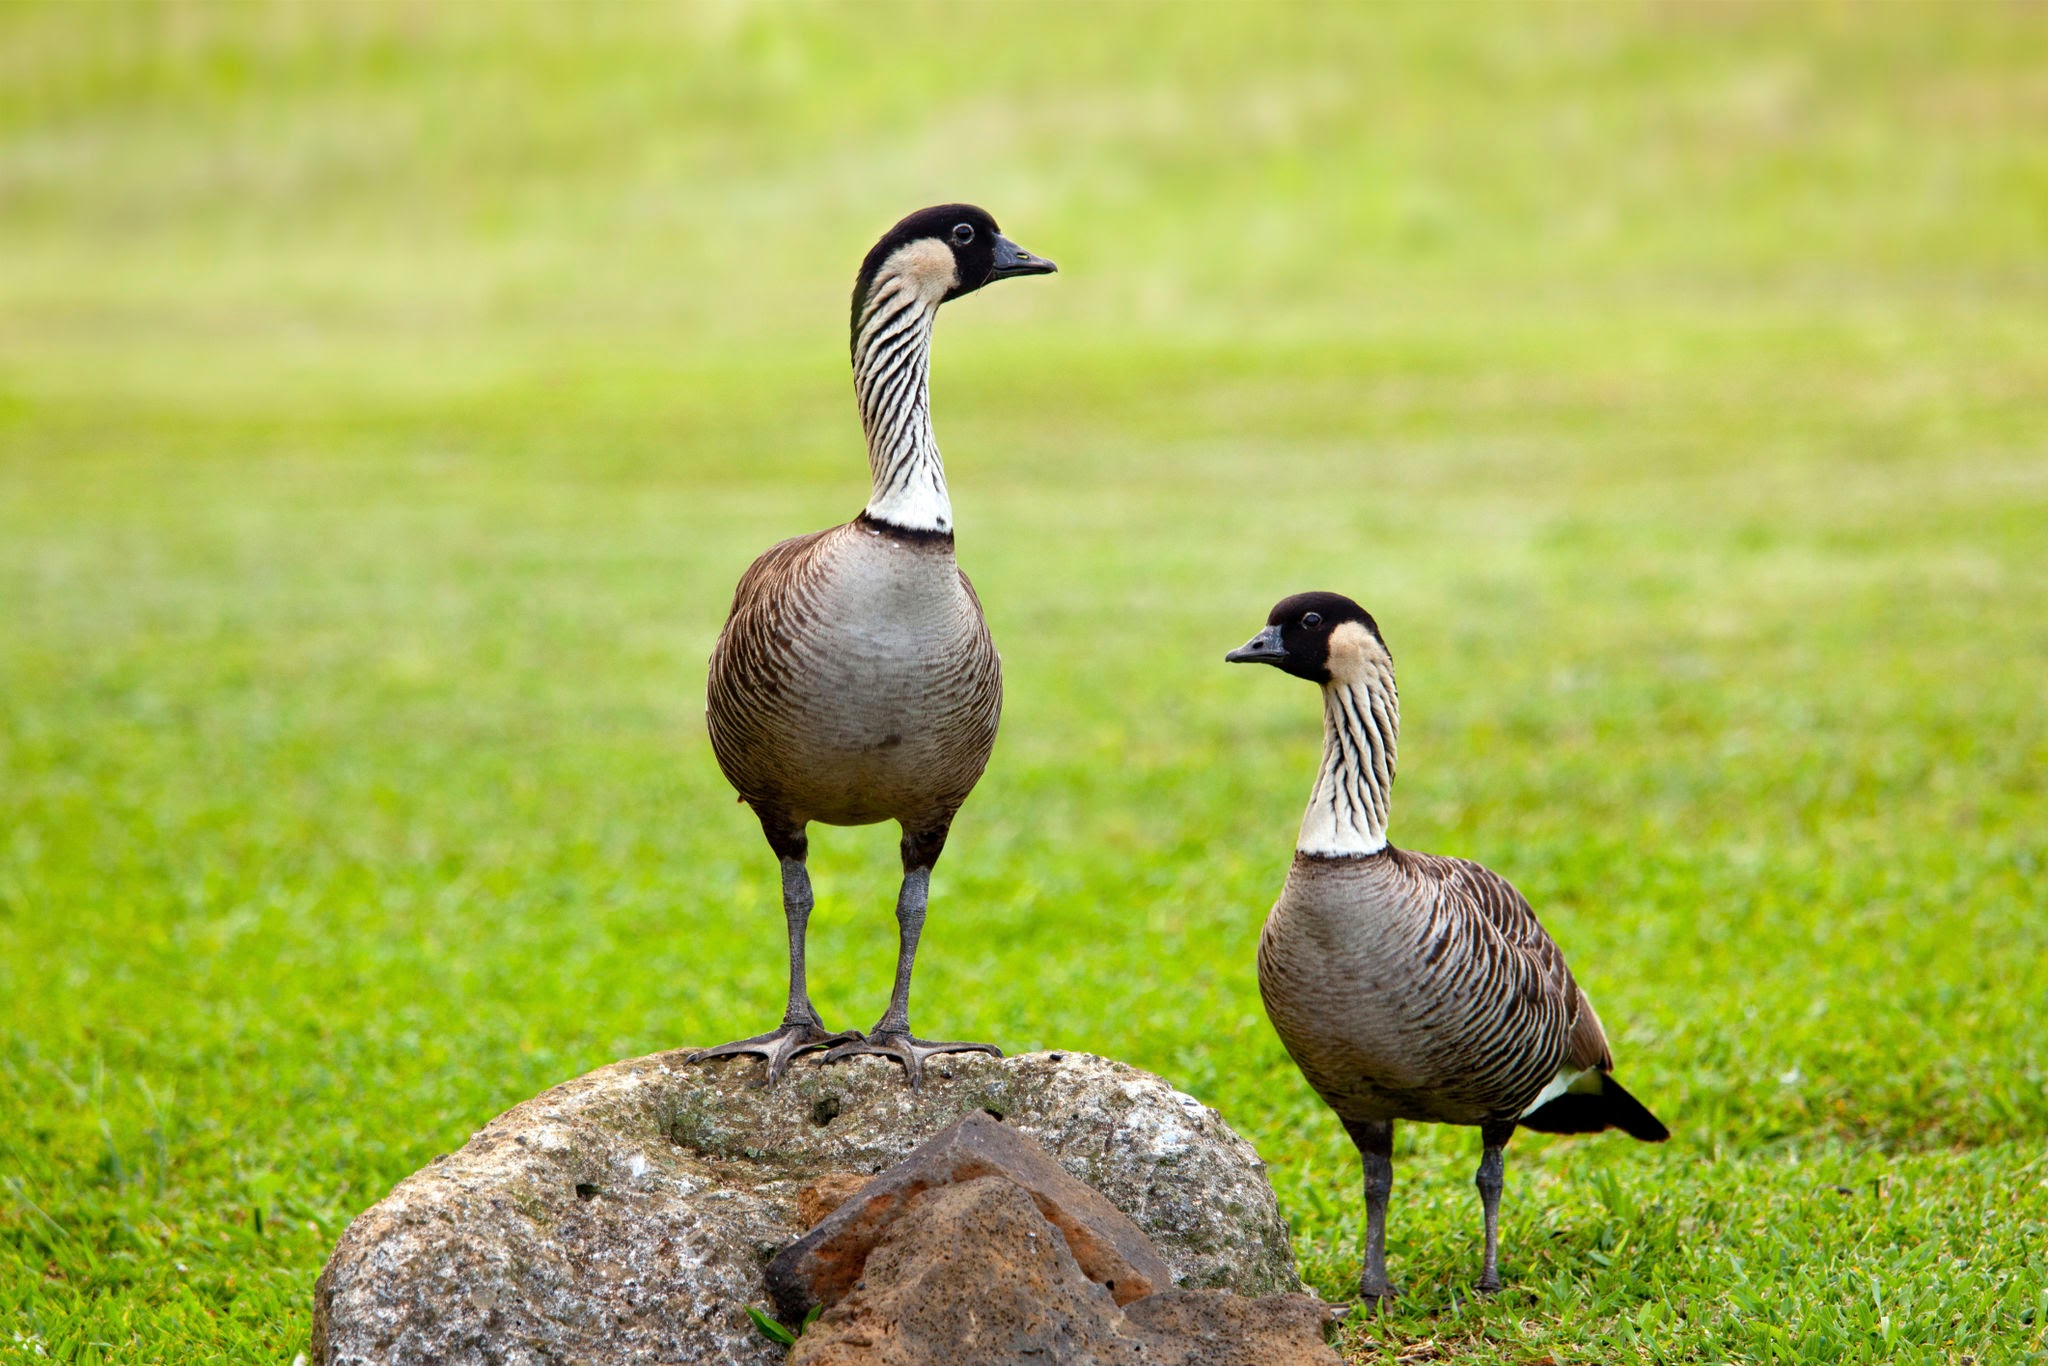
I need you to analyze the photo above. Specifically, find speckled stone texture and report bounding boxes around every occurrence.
[311,1048,1301,1365]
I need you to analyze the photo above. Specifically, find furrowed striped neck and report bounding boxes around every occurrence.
[1299,676,1398,858]
[853,269,951,536]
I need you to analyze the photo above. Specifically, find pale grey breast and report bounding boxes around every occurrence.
[706,522,1001,831]
[1257,848,1603,1126]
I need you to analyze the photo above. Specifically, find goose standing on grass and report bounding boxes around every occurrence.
[1226,592,1667,1300]
[692,206,1056,1089]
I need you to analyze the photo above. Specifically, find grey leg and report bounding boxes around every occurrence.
[1475,1120,1515,1294]
[871,865,929,1037]
[823,824,1001,1090]
[777,857,826,1029]
[1345,1118,1396,1304]
[690,832,859,1084]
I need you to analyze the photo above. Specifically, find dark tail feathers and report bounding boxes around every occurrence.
[1520,1073,1669,1142]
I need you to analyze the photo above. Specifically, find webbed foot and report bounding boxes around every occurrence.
[687,1022,861,1086]
[820,1030,1001,1091]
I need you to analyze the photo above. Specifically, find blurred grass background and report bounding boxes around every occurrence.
[3,2,2045,1362]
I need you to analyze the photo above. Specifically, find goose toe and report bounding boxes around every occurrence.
[687,1023,863,1086]
[820,1031,1002,1091]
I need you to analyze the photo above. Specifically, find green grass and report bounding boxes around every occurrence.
[4,3,2046,1362]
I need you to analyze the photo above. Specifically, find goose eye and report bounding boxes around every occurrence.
[1302,612,1323,628]
[951,223,975,245]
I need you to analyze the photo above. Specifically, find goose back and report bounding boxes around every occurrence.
[1258,847,1609,1127]
[707,520,1001,832]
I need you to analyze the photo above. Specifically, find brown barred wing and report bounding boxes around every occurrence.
[704,528,835,813]
[1402,850,1598,1116]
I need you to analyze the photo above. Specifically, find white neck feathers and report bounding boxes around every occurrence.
[854,240,957,535]
[1299,626,1398,857]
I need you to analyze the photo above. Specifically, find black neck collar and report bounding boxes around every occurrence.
[854,511,954,545]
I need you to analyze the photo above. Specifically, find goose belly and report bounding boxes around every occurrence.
[1256,874,1550,1125]
[709,534,1000,828]
[759,617,997,825]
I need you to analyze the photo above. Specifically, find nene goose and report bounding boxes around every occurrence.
[692,205,1055,1089]
[1226,592,1667,1300]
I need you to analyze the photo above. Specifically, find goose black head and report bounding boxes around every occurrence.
[851,204,1056,342]
[1225,591,1389,685]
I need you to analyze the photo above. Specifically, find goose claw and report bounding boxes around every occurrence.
[687,1023,862,1086]
[820,1031,1001,1091]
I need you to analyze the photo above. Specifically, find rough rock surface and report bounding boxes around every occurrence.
[797,1172,872,1230]
[312,1048,1299,1365]
[789,1177,1134,1365]
[768,1111,1173,1320]
[788,1177,1338,1366]
[1121,1290,1342,1365]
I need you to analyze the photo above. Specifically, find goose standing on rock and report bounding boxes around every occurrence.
[693,206,1056,1089]
[1226,592,1667,1300]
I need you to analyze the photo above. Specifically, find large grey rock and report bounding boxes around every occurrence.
[312,1048,1300,1366]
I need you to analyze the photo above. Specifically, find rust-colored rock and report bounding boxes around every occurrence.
[798,1172,873,1230]
[1121,1289,1341,1365]
[768,1111,1173,1323]
[788,1176,1338,1366]
[790,1177,1129,1365]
